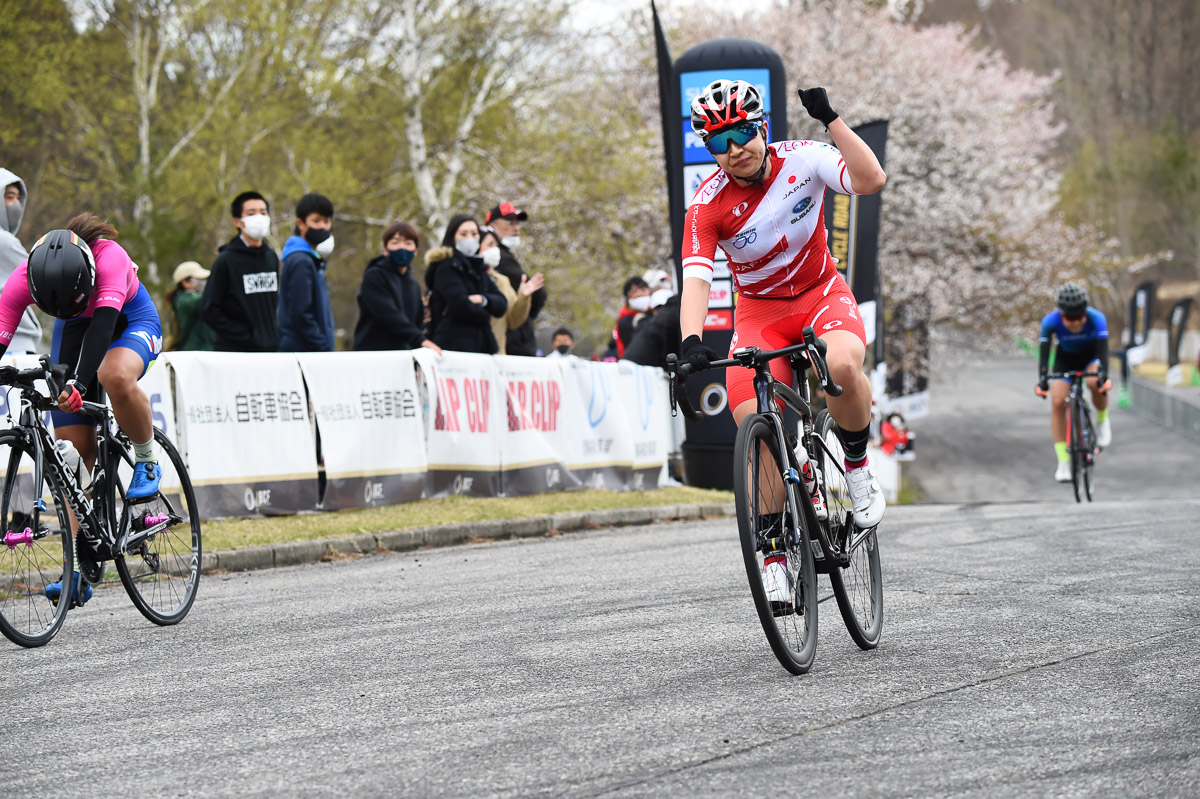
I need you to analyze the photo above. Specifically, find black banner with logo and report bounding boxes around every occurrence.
[823,120,888,366]
[1167,298,1193,368]
[1127,281,1156,348]
[883,296,931,418]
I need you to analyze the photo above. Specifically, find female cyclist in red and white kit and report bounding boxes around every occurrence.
[678,79,887,530]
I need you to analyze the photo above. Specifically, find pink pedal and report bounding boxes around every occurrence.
[4,528,33,549]
[141,512,169,527]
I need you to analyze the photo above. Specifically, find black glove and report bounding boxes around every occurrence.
[797,87,839,127]
[1038,373,1049,393]
[680,335,718,373]
[1097,372,1109,392]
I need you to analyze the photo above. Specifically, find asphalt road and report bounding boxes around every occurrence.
[3,356,1198,798]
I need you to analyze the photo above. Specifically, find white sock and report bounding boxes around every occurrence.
[133,437,157,464]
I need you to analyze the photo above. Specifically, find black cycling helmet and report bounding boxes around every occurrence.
[27,229,96,318]
[1055,282,1089,317]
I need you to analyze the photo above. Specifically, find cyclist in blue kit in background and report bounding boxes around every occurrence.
[1035,282,1112,482]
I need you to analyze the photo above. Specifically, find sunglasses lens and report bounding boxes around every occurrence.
[1064,314,1084,322]
[706,123,759,154]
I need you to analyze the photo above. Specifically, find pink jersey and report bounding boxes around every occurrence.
[0,239,140,347]
[682,140,863,299]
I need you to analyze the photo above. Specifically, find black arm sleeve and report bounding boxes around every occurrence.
[1038,339,1051,379]
[1095,336,1109,379]
[71,306,120,389]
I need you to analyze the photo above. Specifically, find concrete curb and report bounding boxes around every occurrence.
[206,502,735,574]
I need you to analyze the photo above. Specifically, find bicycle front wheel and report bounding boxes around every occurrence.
[0,430,73,648]
[114,429,201,625]
[1069,400,1083,503]
[817,411,883,650]
[733,414,818,675]
[1082,407,1096,502]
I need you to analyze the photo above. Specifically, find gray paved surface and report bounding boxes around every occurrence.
[906,355,1200,503]
[3,355,1199,798]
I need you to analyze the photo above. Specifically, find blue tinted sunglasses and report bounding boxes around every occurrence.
[705,122,762,155]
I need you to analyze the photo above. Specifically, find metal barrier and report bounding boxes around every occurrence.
[1128,375,1200,439]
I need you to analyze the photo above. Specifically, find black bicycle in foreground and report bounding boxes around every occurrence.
[1047,370,1102,503]
[0,356,201,647]
[669,327,883,674]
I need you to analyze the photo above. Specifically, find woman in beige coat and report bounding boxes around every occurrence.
[481,227,543,355]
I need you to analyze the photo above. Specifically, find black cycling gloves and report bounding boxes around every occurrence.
[797,87,839,128]
[680,335,718,372]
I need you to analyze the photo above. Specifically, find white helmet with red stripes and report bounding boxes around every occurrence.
[690,79,765,142]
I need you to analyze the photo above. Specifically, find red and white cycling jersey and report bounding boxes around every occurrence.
[682,140,862,299]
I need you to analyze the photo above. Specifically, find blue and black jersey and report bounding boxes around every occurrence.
[1038,308,1109,379]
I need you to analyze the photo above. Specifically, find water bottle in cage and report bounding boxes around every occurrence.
[54,438,92,491]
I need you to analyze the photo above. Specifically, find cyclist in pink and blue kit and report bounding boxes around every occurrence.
[0,215,163,500]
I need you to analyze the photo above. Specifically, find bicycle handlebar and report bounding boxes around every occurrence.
[668,326,844,420]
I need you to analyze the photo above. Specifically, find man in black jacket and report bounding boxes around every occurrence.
[485,201,545,356]
[200,191,281,352]
[354,221,441,353]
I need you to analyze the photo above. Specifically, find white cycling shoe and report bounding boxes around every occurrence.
[763,558,793,615]
[1097,419,1112,448]
[847,462,885,529]
[1054,460,1072,483]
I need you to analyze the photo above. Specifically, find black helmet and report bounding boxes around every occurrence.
[27,230,96,318]
[1055,282,1088,317]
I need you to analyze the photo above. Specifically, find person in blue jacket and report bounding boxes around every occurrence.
[279,192,336,351]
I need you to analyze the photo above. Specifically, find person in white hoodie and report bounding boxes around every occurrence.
[0,168,44,353]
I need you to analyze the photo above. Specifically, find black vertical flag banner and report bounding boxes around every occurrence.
[1167,298,1193,368]
[1128,281,1156,348]
[651,1,678,243]
[823,119,888,366]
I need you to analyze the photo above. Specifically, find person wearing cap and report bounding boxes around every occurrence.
[200,190,281,352]
[485,201,546,357]
[0,167,43,353]
[165,261,215,351]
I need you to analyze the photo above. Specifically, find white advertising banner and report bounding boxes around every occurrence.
[297,351,426,510]
[614,363,671,489]
[169,352,318,517]
[558,360,636,489]
[412,350,502,497]
[494,355,572,495]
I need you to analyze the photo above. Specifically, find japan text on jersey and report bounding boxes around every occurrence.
[682,140,861,299]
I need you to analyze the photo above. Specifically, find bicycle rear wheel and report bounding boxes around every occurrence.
[817,411,883,650]
[113,429,201,625]
[0,430,73,648]
[733,414,818,675]
[1068,400,1083,503]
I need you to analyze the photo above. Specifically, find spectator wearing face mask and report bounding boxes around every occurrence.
[165,261,216,351]
[278,192,336,352]
[544,327,576,359]
[612,275,650,358]
[424,215,507,354]
[621,283,681,371]
[479,226,543,356]
[485,201,545,356]
[354,221,442,354]
[200,190,281,352]
[0,168,44,353]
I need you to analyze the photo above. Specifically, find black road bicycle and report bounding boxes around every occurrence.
[1047,370,1102,503]
[669,327,883,674]
[0,356,201,647]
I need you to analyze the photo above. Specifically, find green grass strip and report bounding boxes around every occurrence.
[202,486,733,552]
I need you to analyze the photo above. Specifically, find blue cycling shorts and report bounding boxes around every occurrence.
[50,284,162,428]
